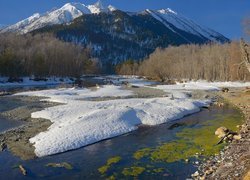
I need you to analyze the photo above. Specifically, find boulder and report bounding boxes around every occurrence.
[0,143,7,151]
[233,134,242,140]
[221,87,229,93]
[215,127,228,138]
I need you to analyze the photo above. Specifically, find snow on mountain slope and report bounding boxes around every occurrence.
[2,13,40,33]
[87,1,116,14]
[1,1,228,44]
[1,1,114,34]
[146,9,226,42]
[0,24,7,30]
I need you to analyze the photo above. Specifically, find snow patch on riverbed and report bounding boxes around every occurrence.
[153,81,250,91]
[16,85,133,103]
[15,84,210,157]
[29,97,208,157]
[0,77,74,87]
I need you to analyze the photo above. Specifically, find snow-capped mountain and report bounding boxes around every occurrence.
[2,1,227,43]
[0,24,7,30]
[1,1,229,68]
[1,1,115,34]
[145,9,226,42]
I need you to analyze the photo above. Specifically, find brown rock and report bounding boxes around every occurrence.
[233,135,242,140]
[19,165,27,176]
[222,87,229,93]
[244,170,250,180]
[215,127,228,138]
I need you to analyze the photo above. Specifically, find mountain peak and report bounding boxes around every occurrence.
[157,8,177,15]
[1,1,228,46]
[87,0,116,14]
[60,2,90,13]
[94,0,105,9]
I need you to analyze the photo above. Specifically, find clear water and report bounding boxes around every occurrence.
[0,115,24,133]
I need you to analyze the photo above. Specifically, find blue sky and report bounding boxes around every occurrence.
[0,0,249,39]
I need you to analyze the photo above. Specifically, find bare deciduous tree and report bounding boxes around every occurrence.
[117,42,250,81]
[240,38,250,73]
[0,33,99,78]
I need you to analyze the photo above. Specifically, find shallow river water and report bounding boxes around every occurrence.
[0,98,243,179]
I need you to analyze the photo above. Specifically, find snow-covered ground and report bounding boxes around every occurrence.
[14,78,250,157]
[0,77,74,88]
[153,81,250,91]
[16,85,133,103]
[101,75,158,87]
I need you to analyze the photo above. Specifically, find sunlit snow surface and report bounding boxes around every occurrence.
[15,78,249,157]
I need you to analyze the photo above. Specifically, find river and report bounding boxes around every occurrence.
[0,95,243,179]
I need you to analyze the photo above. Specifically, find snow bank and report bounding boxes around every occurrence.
[15,84,209,157]
[102,75,158,87]
[153,81,250,91]
[29,97,209,157]
[16,85,133,103]
[0,77,74,87]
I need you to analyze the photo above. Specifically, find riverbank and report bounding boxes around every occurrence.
[0,96,59,160]
[197,87,250,179]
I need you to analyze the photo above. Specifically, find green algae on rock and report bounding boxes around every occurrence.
[122,166,145,176]
[135,108,243,163]
[152,168,164,173]
[98,156,122,174]
[97,104,243,178]
[46,162,73,170]
[133,148,152,160]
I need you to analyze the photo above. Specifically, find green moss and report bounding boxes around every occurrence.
[150,140,199,163]
[98,156,122,174]
[46,162,73,170]
[106,175,116,180]
[98,165,109,174]
[99,105,243,177]
[153,168,164,173]
[122,166,145,176]
[133,148,152,160]
[148,111,244,163]
[107,156,121,165]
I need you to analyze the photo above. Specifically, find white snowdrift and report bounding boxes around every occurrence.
[16,85,133,103]
[0,77,74,87]
[152,81,250,91]
[15,84,210,157]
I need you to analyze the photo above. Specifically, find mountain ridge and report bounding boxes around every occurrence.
[1,1,116,34]
[1,2,230,70]
[1,1,228,43]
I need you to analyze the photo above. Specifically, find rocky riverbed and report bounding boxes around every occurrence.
[195,87,250,180]
[0,96,59,160]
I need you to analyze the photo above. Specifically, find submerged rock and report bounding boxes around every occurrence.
[0,143,7,151]
[192,171,199,177]
[19,165,27,176]
[46,162,73,170]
